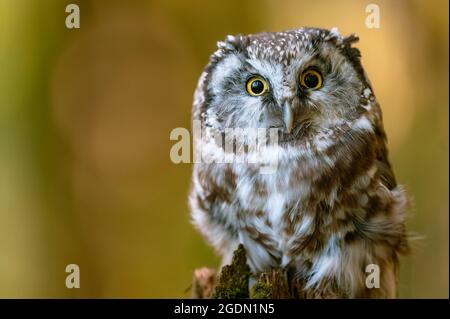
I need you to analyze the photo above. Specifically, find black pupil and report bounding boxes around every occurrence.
[251,80,264,94]
[304,73,319,88]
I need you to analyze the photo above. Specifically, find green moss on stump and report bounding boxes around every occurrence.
[212,244,251,299]
[251,268,291,299]
[250,277,273,299]
[198,245,298,299]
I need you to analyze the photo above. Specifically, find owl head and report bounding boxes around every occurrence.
[193,28,375,144]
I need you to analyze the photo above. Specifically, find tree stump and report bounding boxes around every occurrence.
[192,244,301,299]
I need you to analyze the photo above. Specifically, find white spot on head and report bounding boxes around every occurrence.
[327,27,342,41]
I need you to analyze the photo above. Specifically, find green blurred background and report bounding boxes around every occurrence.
[0,0,448,298]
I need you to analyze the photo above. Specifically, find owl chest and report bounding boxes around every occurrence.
[231,170,317,269]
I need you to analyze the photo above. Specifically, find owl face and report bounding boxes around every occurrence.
[201,28,369,143]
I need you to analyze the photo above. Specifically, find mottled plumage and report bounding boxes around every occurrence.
[189,28,409,298]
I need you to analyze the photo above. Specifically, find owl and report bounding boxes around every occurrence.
[189,27,409,298]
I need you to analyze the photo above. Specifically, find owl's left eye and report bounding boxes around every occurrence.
[246,76,269,96]
[300,69,323,90]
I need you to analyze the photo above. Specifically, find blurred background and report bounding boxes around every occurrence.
[0,0,448,298]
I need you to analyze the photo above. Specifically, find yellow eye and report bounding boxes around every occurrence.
[246,76,269,96]
[300,69,323,90]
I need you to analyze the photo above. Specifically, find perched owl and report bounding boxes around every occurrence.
[189,28,409,298]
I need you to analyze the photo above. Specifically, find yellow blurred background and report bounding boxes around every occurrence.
[0,0,448,298]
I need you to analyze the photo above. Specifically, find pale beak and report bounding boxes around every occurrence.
[283,102,294,133]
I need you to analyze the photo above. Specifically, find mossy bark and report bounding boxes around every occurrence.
[192,244,301,299]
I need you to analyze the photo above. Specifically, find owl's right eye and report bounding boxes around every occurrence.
[246,76,269,96]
